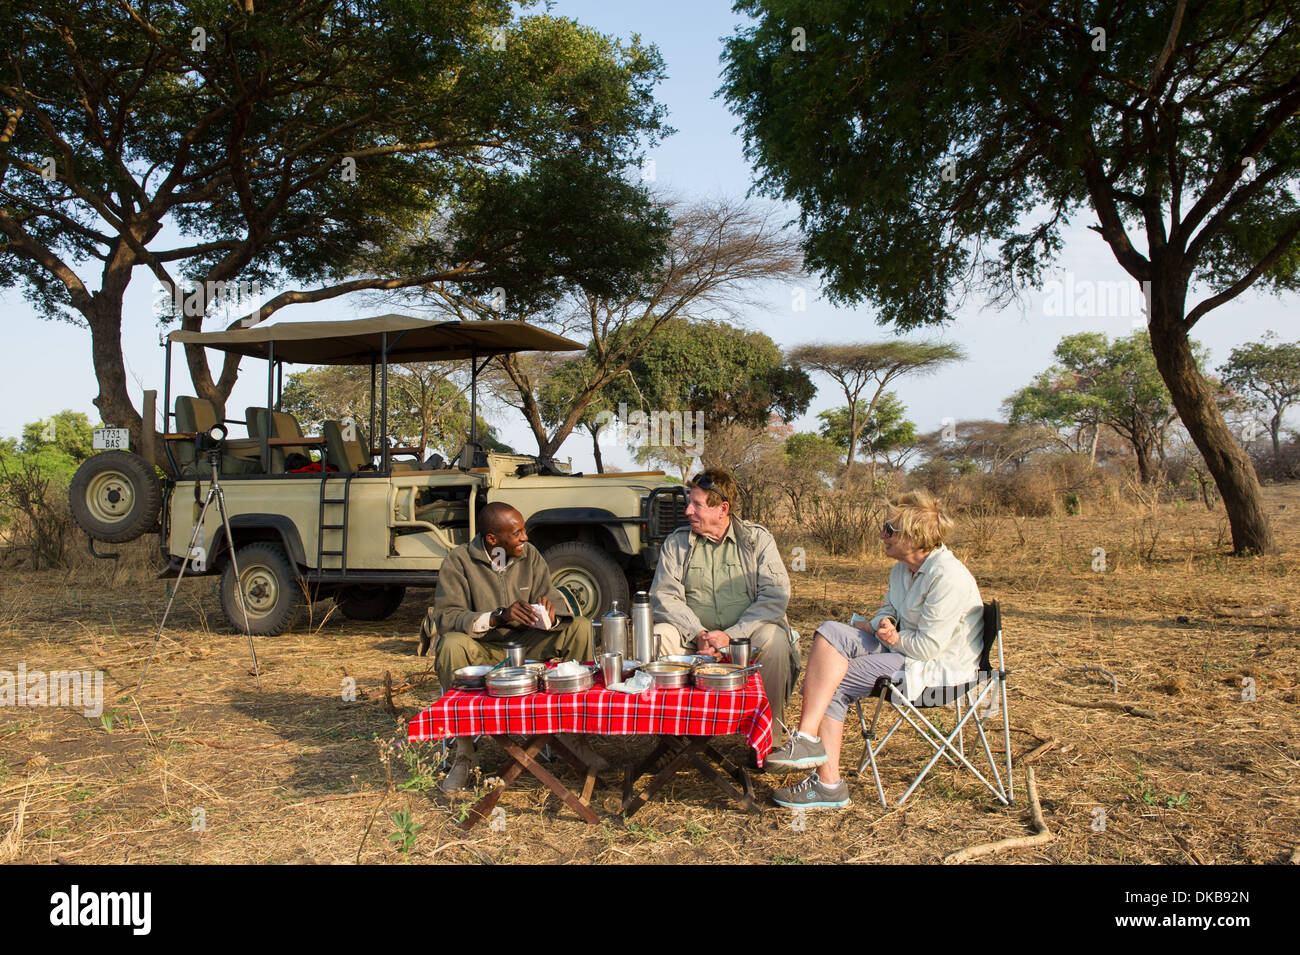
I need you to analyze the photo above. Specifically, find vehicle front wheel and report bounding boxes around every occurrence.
[336,585,406,621]
[68,451,161,543]
[220,542,304,636]
[542,541,630,618]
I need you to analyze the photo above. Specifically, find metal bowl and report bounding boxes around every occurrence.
[692,663,749,692]
[641,661,692,688]
[452,664,493,689]
[661,654,714,667]
[544,668,595,693]
[485,666,538,698]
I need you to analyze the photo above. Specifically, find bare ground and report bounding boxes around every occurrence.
[1,486,1296,865]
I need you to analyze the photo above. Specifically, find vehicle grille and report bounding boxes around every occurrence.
[645,486,689,542]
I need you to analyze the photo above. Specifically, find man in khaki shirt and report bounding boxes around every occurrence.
[651,469,799,717]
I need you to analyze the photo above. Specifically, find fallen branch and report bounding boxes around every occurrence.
[1020,737,1058,765]
[1058,697,1160,719]
[188,739,289,751]
[1215,604,1290,619]
[944,766,1053,865]
[1289,846,1299,865]
[283,792,376,809]
[1046,650,1118,692]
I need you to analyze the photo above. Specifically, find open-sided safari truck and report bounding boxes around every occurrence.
[68,315,688,635]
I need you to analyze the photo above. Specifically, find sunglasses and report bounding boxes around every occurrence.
[882,520,898,538]
[690,473,728,504]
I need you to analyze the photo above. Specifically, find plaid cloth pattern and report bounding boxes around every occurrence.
[408,673,773,765]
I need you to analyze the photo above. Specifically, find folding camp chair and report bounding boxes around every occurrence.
[854,600,1012,807]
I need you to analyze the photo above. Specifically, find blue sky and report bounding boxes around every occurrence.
[2,0,1294,468]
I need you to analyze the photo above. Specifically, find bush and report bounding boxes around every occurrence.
[0,454,75,569]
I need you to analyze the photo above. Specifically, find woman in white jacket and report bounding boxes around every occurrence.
[766,491,983,809]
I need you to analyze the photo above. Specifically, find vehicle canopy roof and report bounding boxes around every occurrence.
[167,315,583,365]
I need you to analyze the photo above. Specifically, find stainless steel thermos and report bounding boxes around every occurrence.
[600,601,629,657]
[632,591,654,663]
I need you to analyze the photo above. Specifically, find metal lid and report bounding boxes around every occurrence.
[485,667,537,689]
[633,591,649,604]
[602,600,627,620]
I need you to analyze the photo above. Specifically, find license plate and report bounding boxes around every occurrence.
[93,428,131,450]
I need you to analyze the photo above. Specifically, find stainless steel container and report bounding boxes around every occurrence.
[485,666,538,698]
[601,601,629,657]
[641,661,692,688]
[544,666,595,694]
[692,663,749,692]
[631,591,655,665]
[452,664,493,689]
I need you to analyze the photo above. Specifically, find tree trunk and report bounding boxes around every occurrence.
[1148,285,1276,554]
[85,298,144,449]
[590,425,605,474]
[1133,440,1152,485]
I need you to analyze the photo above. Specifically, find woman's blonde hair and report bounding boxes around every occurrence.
[888,490,953,551]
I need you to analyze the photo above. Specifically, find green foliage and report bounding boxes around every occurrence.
[280,364,509,458]
[2,0,673,434]
[1218,332,1300,455]
[721,1,1300,325]
[1008,332,1195,482]
[388,809,421,854]
[817,393,916,462]
[545,317,814,441]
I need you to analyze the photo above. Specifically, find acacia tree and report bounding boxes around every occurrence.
[419,198,806,460]
[788,341,963,475]
[1218,333,1300,461]
[1008,331,1192,483]
[1,1,670,447]
[817,392,918,475]
[723,0,1300,552]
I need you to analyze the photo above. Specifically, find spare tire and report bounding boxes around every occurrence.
[68,451,162,543]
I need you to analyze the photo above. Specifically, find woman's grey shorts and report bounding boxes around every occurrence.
[814,620,906,722]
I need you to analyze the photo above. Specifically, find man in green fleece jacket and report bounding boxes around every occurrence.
[428,501,594,792]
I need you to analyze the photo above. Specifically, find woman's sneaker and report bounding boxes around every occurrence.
[764,732,828,771]
[772,770,851,809]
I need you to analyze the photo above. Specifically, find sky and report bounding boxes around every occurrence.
[2,0,1295,470]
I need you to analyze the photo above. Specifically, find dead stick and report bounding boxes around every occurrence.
[354,792,389,865]
[1289,846,1300,865]
[1020,737,1058,765]
[1057,696,1159,719]
[943,766,1054,865]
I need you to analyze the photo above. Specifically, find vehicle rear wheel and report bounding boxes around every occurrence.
[336,585,406,621]
[220,542,304,636]
[542,541,629,618]
[68,451,161,543]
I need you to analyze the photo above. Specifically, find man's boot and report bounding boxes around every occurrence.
[439,738,476,793]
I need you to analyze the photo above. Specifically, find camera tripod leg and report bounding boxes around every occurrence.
[137,486,218,693]
[213,482,261,690]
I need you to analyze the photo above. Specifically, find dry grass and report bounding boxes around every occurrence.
[0,487,1296,864]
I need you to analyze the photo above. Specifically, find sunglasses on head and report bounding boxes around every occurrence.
[690,473,728,504]
[882,520,898,538]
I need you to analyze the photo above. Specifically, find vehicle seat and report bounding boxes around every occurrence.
[247,407,310,472]
[323,419,373,474]
[172,396,262,476]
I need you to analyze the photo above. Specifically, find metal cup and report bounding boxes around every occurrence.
[727,638,752,667]
[600,651,623,687]
[505,642,526,667]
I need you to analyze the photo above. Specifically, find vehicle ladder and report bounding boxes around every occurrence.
[317,473,353,572]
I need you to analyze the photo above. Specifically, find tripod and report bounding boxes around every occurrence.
[138,429,261,693]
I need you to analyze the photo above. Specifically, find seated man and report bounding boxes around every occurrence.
[764,491,983,809]
[428,501,595,792]
[650,468,800,719]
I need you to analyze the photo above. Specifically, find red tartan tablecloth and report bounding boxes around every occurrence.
[408,672,773,765]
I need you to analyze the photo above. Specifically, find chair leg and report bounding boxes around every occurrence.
[896,694,1009,806]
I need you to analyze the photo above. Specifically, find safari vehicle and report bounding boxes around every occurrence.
[69,315,688,635]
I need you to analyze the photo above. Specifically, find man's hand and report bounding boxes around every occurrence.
[876,617,900,647]
[500,600,542,629]
[695,629,730,658]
